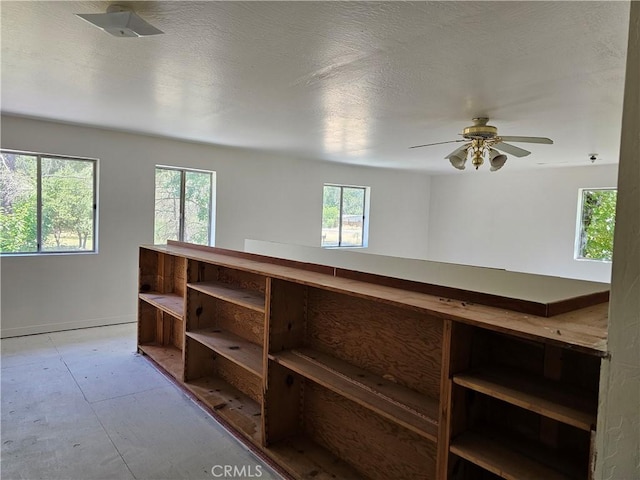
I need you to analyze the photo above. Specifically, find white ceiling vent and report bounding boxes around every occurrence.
[76,5,163,38]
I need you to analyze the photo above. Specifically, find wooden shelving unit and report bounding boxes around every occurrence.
[138,248,186,380]
[137,242,609,480]
[443,326,599,480]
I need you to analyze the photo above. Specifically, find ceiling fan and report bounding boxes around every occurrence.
[410,118,553,171]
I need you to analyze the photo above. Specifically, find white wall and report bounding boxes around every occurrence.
[427,165,617,282]
[595,1,640,476]
[0,115,431,337]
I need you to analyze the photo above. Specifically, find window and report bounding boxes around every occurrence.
[575,188,617,261]
[0,150,97,254]
[154,166,215,245]
[321,184,369,248]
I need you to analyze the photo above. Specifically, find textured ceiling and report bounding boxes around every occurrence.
[0,1,630,173]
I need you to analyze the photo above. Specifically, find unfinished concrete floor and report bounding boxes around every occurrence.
[1,323,283,480]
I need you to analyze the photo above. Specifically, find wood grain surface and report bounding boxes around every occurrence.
[306,287,443,398]
[304,382,436,480]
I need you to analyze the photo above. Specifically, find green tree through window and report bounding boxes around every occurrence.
[1,151,96,254]
[577,189,617,261]
[154,166,214,245]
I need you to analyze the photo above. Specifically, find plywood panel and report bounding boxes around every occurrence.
[186,289,264,344]
[304,382,436,480]
[138,300,157,344]
[307,288,442,398]
[186,288,214,332]
[213,354,263,405]
[173,256,187,297]
[170,314,183,350]
[189,260,219,284]
[184,336,215,381]
[264,361,303,444]
[139,248,159,292]
[159,253,175,294]
[268,279,306,354]
[560,349,601,393]
[483,331,546,376]
[218,266,267,294]
[216,301,264,345]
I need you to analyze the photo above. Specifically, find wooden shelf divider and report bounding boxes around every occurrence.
[453,368,597,431]
[186,328,263,377]
[139,292,184,319]
[270,348,439,441]
[187,281,265,312]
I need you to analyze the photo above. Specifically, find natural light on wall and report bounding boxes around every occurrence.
[575,188,617,262]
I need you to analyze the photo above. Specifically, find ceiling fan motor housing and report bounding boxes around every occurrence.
[463,118,498,140]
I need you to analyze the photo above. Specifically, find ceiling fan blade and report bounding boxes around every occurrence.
[409,139,466,149]
[493,142,531,157]
[499,136,553,144]
[445,143,470,159]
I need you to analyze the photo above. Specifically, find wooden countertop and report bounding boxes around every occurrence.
[143,243,608,356]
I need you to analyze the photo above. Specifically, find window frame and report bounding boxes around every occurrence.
[574,187,617,263]
[0,149,98,256]
[154,165,215,246]
[321,183,369,249]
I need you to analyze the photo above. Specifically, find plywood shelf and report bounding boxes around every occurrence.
[138,344,183,380]
[188,281,265,313]
[186,328,263,377]
[450,431,583,480]
[453,368,597,431]
[270,348,439,441]
[184,376,262,444]
[266,435,367,480]
[139,292,184,319]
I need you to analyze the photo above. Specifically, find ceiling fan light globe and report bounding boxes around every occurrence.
[489,152,507,171]
[448,154,466,170]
